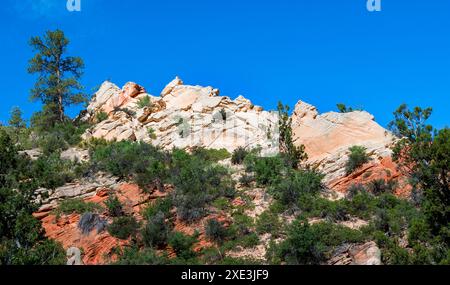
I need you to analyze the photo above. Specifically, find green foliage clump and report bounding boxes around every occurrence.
[268,220,363,265]
[277,102,308,169]
[336,103,356,113]
[388,104,449,244]
[105,194,123,217]
[270,169,324,209]
[205,219,227,244]
[141,212,170,247]
[9,106,26,129]
[256,211,282,236]
[0,130,65,265]
[231,147,249,165]
[137,96,153,109]
[31,153,78,189]
[54,198,102,216]
[191,147,231,162]
[168,232,198,260]
[249,156,285,186]
[90,141,168,192]
[345,145,371,175]
[114,246,168,265]
[108,216,139,240]
[28,30,87,123]
[171,149,235,222]
[96,111,108,123]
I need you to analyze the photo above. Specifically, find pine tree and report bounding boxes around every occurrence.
[277,101,308,169]
[8,106,26,129]
[28,30,87,123]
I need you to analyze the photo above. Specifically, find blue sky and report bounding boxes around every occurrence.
[0,0,449,129]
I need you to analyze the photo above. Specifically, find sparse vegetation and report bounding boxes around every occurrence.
[54,198,102,217]
[137,96,153,109]
[96,111,108,123]
[108,216,139,240]
[345,146,371,175]
[231,147,249,165]
[205,219,227,244]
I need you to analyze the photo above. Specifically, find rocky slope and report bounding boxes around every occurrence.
[33,78,406,265]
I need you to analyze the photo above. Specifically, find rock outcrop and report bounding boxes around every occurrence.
[328,241,382,265]
[291,100,397,187]
[81,78,278,156]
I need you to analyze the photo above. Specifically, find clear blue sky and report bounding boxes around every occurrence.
[0,0,449,129]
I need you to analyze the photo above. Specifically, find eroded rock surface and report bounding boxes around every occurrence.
[81,78,278,156]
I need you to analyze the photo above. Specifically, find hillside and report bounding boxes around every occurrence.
[9,78,434,265]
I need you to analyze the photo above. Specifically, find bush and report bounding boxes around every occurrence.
[239,174,254,187]
[30,153,78,189]
[114,246,168,265]
[346,183,366,200]
[231,147,249,165]
[168,232,197,260]
[205,219,227,244]
[142,212,170,247]
[91,141,169,191]
[191,147,231,162]
[251,156,285,186]
[105,194,123,217]
[96,111,108,123]
[147,128,157,140]
[142,197,173,220]
[107,216,139,240]
[171,150,235,222]
[137,96,153,109]
[345,146,371,175]
[269,220,364,265]
[256,211,281,235]
[336,103,354,113]
[54,198,102,216]
[270,169,324,209]
[367,179,397,195]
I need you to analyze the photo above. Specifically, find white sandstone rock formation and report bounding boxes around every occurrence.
[81,77,279,156]
[291,100,396,183]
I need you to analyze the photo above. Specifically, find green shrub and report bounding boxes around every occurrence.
[91,141,169,191]
[54,198,102,216]
[231,147,249,165]
[107,216,139,240]
[105,194,123,217]
[168,232,197,260]
[137,96,153,109]
[171,150,235,222]
[191,147,231,162]
[142,197,173,220]
[367,179,397,195]
[205,219,227,244]
[142,212,170,247]
[252,156,285,186]
[270,169,324,208]
[96,111,108,123]
[336,103,355,113]
[114,246,168,265]
[268,220,364,265]
[30,153,78,189]
[345,146,371,175]
[147,128,157,140]
[256,211,281,235]
[346,183,366,200]
[239,174,254,187]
